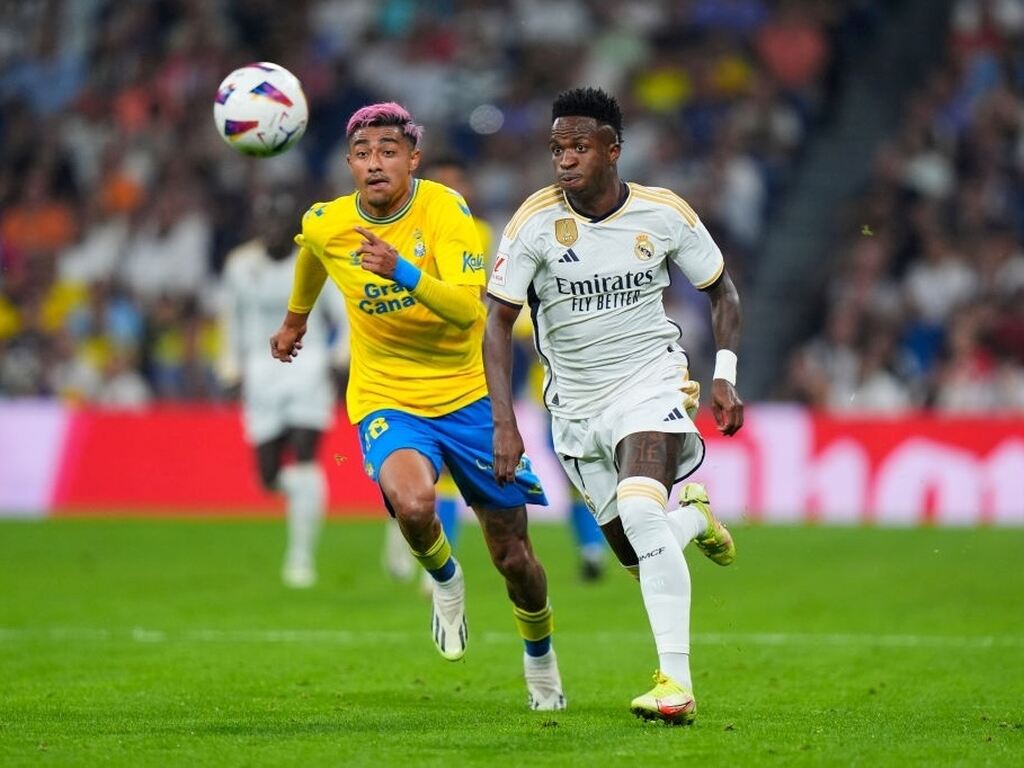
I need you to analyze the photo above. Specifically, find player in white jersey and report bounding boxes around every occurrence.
[219,189,348,588]
[484,88,744,724]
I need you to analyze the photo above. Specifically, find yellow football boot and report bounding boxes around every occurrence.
[630,671,696,725]
[682,482,736,566]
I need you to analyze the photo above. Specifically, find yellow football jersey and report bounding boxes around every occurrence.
[295,178,488,423]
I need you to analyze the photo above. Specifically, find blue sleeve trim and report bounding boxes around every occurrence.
[392,257,422,290]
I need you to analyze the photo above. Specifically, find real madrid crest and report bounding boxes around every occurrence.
[554,218,578,246]
[634,233,655,261]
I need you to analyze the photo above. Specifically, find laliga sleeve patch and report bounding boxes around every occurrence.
[490,252,509,286]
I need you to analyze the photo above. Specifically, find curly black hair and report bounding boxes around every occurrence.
[551,87,623,143]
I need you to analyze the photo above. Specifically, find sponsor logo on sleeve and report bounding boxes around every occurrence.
[490,252,509,286]
[462,252,485,272]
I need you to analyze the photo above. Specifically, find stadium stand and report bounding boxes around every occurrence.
[782,0,1024,411]
[1,0,874,402]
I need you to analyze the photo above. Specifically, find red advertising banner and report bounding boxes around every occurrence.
[691,406,1024,526]
[1,402,1021,524]
[50,405,381,516]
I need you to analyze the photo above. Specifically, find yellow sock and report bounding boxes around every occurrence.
[513,603,554,642]
[412,530,452,572]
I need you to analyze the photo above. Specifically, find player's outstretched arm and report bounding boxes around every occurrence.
[705,268,744,436]
[483,299,526,486]
[288,246,329,313]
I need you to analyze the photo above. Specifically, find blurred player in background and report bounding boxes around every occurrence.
[270,103,565,710]
[218,188,348,588]
[485,88,744,724]
[383,156,608,587]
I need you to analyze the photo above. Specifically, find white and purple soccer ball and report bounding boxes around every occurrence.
[213,62,308,157]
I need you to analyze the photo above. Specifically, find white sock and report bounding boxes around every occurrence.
[617,476,693,692]
[434,560,463,592]
[659,652,692,689]
[524,647,556,668]
[383,518,417,581]
[581,543,605,565]
[279,462,325,568]
[666,503,708,548]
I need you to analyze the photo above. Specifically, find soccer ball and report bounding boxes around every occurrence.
[213,62,308,157]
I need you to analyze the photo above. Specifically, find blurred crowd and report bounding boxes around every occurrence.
[784,0,1024,413]
[0,0,873,405]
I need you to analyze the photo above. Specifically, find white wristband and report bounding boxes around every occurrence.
[713,349,738,385]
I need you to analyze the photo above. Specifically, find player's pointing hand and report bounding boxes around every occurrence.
[354,226,400,279]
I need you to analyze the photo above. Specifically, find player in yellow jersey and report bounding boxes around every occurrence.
[269,103,565,710]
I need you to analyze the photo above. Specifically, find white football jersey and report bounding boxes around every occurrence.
[219,239,348,389]
[487,183,724,420]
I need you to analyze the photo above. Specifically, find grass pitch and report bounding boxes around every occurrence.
[1,518,1022,766]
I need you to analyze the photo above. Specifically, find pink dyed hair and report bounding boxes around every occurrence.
[345,102,424,147]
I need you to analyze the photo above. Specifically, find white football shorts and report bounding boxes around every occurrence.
[243,364,334,445]
[551,355,705,525]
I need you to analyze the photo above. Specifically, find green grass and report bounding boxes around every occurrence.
[1,519,1022,767]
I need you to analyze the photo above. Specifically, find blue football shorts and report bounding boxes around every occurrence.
[358,396,549,511]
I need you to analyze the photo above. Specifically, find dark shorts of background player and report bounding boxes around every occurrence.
[358,396,549,513]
